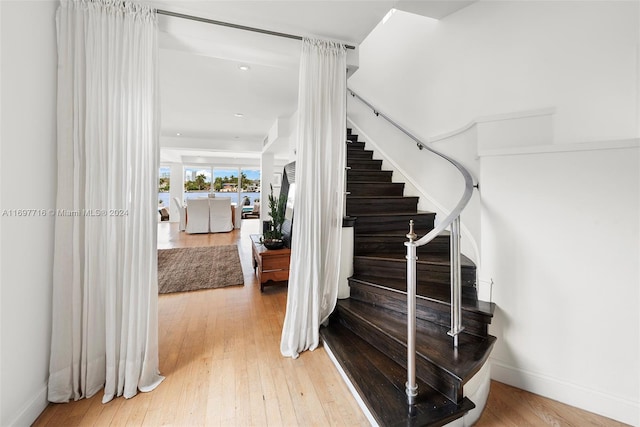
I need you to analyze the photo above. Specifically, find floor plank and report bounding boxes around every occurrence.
[31,220,628,427]
[475,381,629,427]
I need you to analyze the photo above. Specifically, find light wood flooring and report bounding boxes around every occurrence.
[33,220,629,426]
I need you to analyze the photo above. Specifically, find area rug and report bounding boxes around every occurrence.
[158,245,244,294]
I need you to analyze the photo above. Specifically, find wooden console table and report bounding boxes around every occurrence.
[250,234,291,291]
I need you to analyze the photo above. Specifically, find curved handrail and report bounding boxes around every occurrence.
[348,89,474,247]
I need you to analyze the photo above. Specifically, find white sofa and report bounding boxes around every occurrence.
[185,197,234,234]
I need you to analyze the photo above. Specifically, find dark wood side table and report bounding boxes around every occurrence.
[250,234,291,292]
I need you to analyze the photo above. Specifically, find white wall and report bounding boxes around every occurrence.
[1,1,58,426]
[350,1,638,145]
[482,143,639,424]
[348,1,640,424]
[168,162,184,222]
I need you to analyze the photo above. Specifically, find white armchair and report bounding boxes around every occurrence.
[209,198,233,233]
[185,198,210,234]
[172,197,186,231]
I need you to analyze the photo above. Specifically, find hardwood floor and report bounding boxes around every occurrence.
[33,220,628,426]
[476,381,629,427]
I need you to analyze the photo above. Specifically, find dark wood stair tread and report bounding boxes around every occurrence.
[354,252,475,268]
[352,212,436,235]
[346,149,374,156]
[355,230,450,238]
[349,275,495,318]
[353,211,435,221]
[348,196,419,200]
[347,169,393,182]
[321,320,475,427]
[337,299,497,383]
[347,182,405,197]
[354,231,449,243]
[346,141,365,147]
[348,181,401,184]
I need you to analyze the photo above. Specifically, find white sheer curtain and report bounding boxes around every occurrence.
[280,38,347,359]
[48,0,163,403]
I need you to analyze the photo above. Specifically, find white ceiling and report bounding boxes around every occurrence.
[152,1,474,166]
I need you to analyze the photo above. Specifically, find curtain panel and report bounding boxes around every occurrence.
[49,0,163,403]
[280,38,347,359]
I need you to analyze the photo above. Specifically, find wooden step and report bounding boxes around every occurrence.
[335,299,497,403]
[353,212,435,234]
[347,181,405,197]
[346,149,374,160]
[347,196,419,216]
[347,133,359,143]
[347,169,393,182]
[353,254,477,299]
[346,141,365,150]
[347,158,383,170]
[320,320,475,426]
[354,232,450,256]
[348,276,494,337]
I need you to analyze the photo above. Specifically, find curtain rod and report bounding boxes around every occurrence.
[156,9,356,50]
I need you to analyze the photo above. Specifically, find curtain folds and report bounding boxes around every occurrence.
[48,0,163,404]
[280,38,347,359]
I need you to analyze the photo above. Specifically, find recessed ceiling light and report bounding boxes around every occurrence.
[238,65,250,71]
[176,132,181,136]
[234,113,244,118]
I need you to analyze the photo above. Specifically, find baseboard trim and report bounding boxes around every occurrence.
[7,383,49,427]
[490,359,639,426]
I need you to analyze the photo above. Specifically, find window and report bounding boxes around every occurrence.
[184,166,212,200]
[158,166,170,207]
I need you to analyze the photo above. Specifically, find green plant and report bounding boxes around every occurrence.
[264,184,286,240]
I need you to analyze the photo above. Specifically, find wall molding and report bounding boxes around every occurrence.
[479,138,640,158]
[347,118,481,266]
[429,107,557,144]
[8,384,48,427]
[490,359,639,426]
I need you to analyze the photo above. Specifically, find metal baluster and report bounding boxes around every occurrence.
[448,216,464,347]
[405,220,418,405]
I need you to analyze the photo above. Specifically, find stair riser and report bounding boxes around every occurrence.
[353,213,435,234]
[348,281,489,337]
[347,141,365,150]
[347,198,418,216]
[347,159,383,170]
[347,170,393,182]
[354,235,450,256]
[347,150,374,160]
[353,257,477,291]
[338,306,462,402]
[347,134,359,143]
[347,182,405,197]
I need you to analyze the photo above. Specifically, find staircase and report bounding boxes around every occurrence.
[320,129,496,426]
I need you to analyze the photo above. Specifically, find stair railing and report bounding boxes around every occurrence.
[348,89,475,406]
